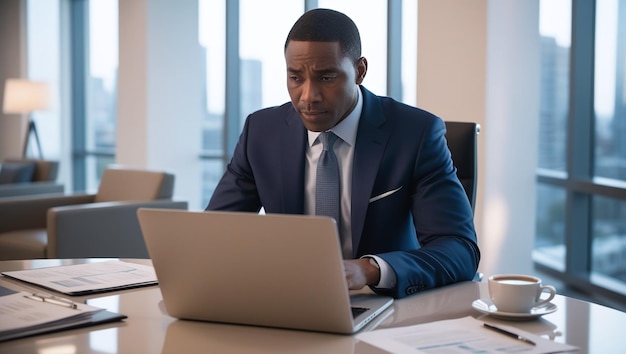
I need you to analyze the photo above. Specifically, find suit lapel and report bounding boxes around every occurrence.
[277,89,390,254]
[281,109,307,214]
[351,87,390,256]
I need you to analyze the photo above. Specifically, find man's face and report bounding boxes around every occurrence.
[285,41,366,132]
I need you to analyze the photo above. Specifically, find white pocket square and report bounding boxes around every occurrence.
[369,186,403,203]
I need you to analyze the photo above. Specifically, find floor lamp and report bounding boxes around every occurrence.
[2,79,51,159]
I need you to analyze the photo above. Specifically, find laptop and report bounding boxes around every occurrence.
[137,208,394,334]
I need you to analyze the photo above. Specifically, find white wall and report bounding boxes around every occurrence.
[418,0,540,276]
[0,0,28,160]
[117,0,204,209]
[483,0,540,275]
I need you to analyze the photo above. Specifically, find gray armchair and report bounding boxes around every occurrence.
[0,159,64,198]
[0,167,187,260]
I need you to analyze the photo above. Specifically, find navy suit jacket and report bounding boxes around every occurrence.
[207,86,480,298]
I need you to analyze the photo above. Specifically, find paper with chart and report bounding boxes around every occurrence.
[356,316,578,353]
[1,260,158,295]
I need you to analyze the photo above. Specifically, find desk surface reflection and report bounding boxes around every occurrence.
[0,259,625,354]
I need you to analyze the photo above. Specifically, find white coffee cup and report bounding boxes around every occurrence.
[488,274,556,313]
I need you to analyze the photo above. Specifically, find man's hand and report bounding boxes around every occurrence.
[343,258,381,290]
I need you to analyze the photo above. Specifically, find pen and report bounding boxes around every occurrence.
[483,323,536,346]
[24,293,78,309]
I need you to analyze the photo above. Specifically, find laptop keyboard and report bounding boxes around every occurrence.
[351,306,369,318]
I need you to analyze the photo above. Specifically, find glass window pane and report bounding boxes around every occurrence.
[594,0,625,182]
[87,0,118,190]
[317,0,387,95]
[201,159,225,209]
[592,195,626,294]
[199,0,225,153]
[199,0,227,209]
[537,0,571,172]
[239,0,301,125]
[533,184,567,271]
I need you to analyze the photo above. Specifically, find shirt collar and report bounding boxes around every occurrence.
[307,87,362,147]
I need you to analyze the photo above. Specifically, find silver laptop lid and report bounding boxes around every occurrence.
[138,209,390,334]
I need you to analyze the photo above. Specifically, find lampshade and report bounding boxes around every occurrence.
[2,78,51,114]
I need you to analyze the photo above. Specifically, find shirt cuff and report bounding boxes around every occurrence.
[361,255,397,289]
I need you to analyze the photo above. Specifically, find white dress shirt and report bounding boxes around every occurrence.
[304,88,396,289]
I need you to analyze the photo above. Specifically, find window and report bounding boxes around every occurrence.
[198,0,417,210]
[594,0,623,181]
[239,0,300,111]
[318,0,388,95]
[537,0,570,174]
[68,0,118,192]
[535,0,626,301]
[534,0,571,271]
[27,0,414,210]
[198,0,227,208]
[84,0,118,191]
[591,0,626,295]
[27,0,117,193]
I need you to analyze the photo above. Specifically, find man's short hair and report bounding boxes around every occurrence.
[285,8,362,62]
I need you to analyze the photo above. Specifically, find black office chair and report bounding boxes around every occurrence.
[444,121,480,213]
[444,121,482,281]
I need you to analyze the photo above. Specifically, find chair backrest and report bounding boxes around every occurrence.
[1,159,59,183]
[30,159,59,182]
[444,121,480,212]
[95,167,175,203]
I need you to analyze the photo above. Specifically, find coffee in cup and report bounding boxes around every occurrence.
[488,274,556,313]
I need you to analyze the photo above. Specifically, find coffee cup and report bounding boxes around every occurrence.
[488,274,556,313]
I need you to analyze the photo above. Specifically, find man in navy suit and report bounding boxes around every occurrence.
[207,8,480,299]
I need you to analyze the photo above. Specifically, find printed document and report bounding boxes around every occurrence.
[2,260,158,295]
[0,286,126,342]
[356,316,579,353]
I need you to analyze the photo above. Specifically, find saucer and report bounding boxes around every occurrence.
[471,299,557,320]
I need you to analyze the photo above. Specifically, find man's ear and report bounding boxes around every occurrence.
[355,57,368,85]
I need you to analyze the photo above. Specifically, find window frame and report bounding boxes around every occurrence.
[534,0,626,303]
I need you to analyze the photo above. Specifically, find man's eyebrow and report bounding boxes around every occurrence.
[286,67,337,74]
[287,67,302,73]
[313,68,337,74]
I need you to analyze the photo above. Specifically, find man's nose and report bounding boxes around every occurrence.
[300,80,321,103]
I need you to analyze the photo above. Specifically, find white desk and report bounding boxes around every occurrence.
[1,259,625,353]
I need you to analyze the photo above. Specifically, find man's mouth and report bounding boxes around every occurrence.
[300,110,326,117]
